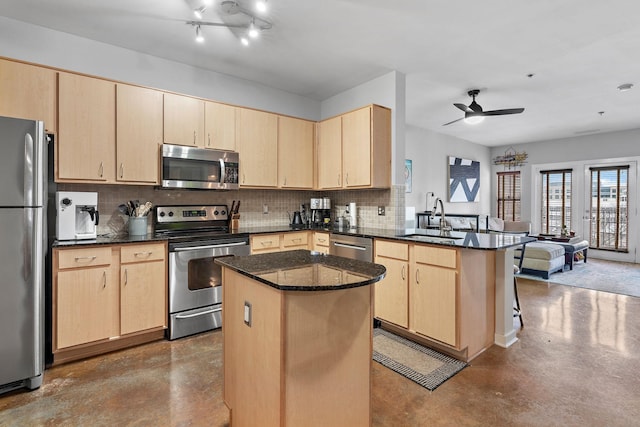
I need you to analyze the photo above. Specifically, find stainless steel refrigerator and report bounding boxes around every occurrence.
[0,116,46,394]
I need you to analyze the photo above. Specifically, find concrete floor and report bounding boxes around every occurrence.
[1,279,639,426]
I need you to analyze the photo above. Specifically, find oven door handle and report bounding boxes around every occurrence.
[176,307,222,319]
[173,241,248,251]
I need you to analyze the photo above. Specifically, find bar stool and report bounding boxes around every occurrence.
[513,243,527,327]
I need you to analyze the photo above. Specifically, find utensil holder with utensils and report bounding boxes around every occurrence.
[128,216,148,236]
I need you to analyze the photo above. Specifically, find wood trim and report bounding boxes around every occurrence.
[51,329,165,366]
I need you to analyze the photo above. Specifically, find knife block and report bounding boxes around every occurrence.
[230,214,240,230]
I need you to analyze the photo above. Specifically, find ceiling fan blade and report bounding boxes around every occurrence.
[482,108,525,116]
[442,117,464,126]
[454,103,473,113]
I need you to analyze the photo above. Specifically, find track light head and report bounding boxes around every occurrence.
[256,0,267,13]
[195,25,204,43]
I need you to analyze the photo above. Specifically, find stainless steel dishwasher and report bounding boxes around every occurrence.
[329,234,373,262]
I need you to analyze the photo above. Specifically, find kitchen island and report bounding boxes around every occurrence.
[216,250,386,427]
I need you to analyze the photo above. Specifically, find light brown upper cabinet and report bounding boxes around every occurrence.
[163,92,204,147]
[237,107,278,187]
[116,84,163,184]
[204,101,237,151]
[278,116,314,189]
[0,59,57,133]
[57,72,116,182]
[342,104,391,189]
[317,104,391,190]
[316,115,342,189]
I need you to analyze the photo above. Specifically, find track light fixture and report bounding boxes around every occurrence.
[186,0,272,46]
[195,25,204,43]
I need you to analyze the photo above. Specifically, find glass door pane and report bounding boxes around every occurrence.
[590,167,628,252]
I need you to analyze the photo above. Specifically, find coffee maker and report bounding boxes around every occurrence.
[310,197,331,227]
[56,191,99,240]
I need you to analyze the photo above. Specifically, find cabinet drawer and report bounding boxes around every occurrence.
[57,247,112,270]
[121,243,166,264]
[251,234,282,252]
[313,232,330,247]
[283,231,308,248]
[413,245,457,269]
[375,239,408,260]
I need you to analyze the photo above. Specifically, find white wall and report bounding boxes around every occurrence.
[0,16,320,119]
[405,125,492,216]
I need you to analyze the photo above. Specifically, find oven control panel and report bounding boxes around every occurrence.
[156,205,229,223]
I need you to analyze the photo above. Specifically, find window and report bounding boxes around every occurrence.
[590,165,629,252]
[541,169,572,235]
[497,171,521,221]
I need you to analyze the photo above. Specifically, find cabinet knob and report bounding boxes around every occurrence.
[124,268,128,285]
[119,163,124,179]
[416,268,420,285]
[401,265,406,280]
[102,271,107,288]
[208,133,211,147]
[193,131,197,145]
[99,161,104,178]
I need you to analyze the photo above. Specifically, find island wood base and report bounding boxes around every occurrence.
[222,268,374,427]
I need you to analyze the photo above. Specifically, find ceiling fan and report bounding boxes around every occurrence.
[442,89,524,126]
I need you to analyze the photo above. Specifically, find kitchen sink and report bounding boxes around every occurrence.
[401,234,462,244]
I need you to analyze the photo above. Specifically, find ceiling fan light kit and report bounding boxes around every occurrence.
[443,89,525,126]
[186,0,273,46]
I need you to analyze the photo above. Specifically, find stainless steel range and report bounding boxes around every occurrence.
[155,204,250,340]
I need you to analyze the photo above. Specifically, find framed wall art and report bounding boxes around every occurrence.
[449,156,480,202]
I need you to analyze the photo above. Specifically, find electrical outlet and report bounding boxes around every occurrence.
[263,204,268,214]
[378,206,385,216]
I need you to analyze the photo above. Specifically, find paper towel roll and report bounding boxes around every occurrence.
[348,202,357,229]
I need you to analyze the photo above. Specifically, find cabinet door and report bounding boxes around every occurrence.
[278,116,314,189]
[0,59,57,133]
[204,101,236,151]
[410,263,457,346]
[313,232,330,254]
[374,256,409,328]
[116,84,163,184]
[56,268,118,349]
[342,106,371,187]
[316,116,342,189]
[57,73,115,182]
[237,108,278,187]
[120,260,166,335]
[163,92,204,147]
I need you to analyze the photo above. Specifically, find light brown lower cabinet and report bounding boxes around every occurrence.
[223,268,372,426]
[373,239,495,362]
[53,242,167,364]
[374,240,409,328]
[250,231,310,254]
[313,232,330,254]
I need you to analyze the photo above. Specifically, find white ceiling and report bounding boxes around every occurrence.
[2,0,639,147]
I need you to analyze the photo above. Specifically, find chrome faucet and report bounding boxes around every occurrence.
[431,197,451,236]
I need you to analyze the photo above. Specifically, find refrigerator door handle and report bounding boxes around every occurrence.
[22,122,45,207]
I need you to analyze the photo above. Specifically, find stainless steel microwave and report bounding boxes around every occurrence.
[161,144,239,190]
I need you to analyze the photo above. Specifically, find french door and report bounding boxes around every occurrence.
[589,165,629,252]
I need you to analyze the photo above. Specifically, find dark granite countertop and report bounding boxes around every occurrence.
[52,225,534,251]
[328,227,536,250]
[215,249,386,291]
